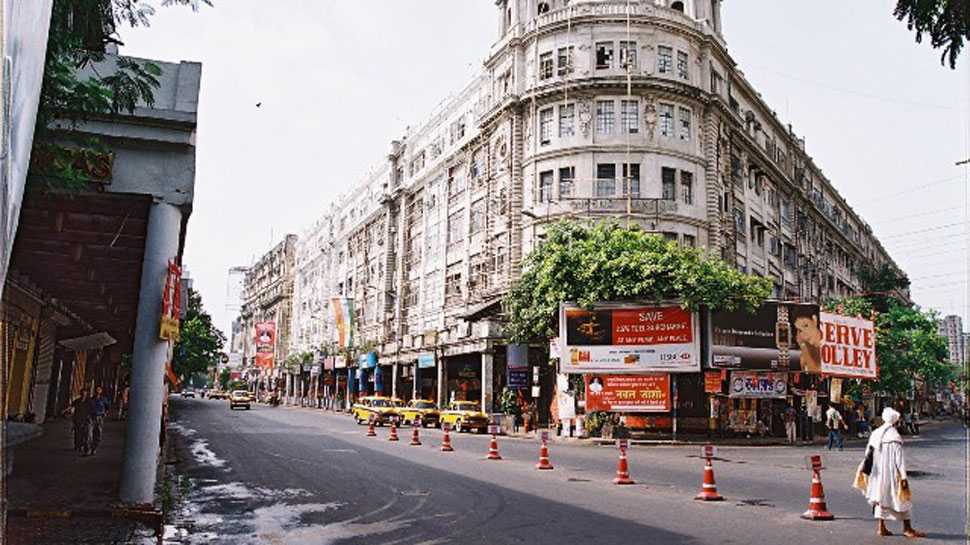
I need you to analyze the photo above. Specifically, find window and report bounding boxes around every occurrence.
[447,212,464,243]
[470,200,485,234]
[537,1,550,14]
[538,170,555,203]
[679,107,692,141]
[596,163,616,197]
[658,103,674,137]
[662,167,677,200]
[620,100,639,134]
[677,50,689,80]
[445,272,463,297]
[683,234,696,248]
[663,232,679,243]
[657,46,673,74]
[557,46,574,76]
[539,107,554,145]
[680,171,693,204]
[539,51,553,80]
[671,1,685,12]
[559,103,575,137]
[559,167,575,198]
[596,42,614,69]
[710,65,723,94]
[619,41,637,71]
[596,100,615,135]
[622,163,640,197]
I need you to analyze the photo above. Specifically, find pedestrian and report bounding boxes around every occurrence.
[856,407,926,538]
[825,402,844,451]
[783,403,797,445]
[87,385,111,456]
[65,390,91,454]
[117,384,129,420]
[857,404,870,438]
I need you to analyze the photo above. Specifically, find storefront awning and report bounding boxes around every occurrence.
[58,332,117,351]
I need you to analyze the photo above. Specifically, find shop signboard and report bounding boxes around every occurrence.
[704,371,723,394]
[508,344,529,369]
[729,371,788,399]
[507,369,528,389]
[559,304,700,374]
[712,302,820,372]
[818,312,877,379]
[253,322,276,369]
[416,353,435,369]
[585,373,671,412]
[358,351,377,369]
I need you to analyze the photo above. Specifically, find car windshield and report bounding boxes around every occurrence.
[231,391,247,396]
[414,402,435,409]
[453,402,478,411]
[370,399,390,407]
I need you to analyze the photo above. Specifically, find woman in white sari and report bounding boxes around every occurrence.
[862,407,926,538]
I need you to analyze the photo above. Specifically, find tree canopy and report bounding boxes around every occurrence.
[172,287,226,381]
[504,220,773,342]
[894,0,970,68]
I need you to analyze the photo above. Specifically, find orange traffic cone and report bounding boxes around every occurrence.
[441,428,454,452]
[801,470,834,520]
[366,420,376,437]
[487,434,502,460]
[613,447,635,485]
[536,440,554,470]
[410,426,422,446]
[388,422,399,442]
[694,459,723,501]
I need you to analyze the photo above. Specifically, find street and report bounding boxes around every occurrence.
[165,397,968,545]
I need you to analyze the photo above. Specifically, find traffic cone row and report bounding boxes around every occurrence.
[535,439,554,470]
[694,459,723,501]
[486,434,502,460]
[801,470,834,520]
[613,447,634,485]
[410,426,422,446]
[387,421,399,442]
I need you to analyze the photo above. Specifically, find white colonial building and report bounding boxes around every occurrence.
[288,0,904,417]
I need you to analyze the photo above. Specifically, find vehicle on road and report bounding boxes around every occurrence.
[229,390,253,410]
[399,399,440,427]
[439,401,489,433]
[351,396,401,425]
[181,390,196,398]
[208,390,228,400]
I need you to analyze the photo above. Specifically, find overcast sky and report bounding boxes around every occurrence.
[118,1,970,336]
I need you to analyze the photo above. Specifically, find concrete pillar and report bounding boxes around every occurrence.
[437,357,445,408]
[412,364,418,400]
[481,352,494,414]
[391,363,398,398]
[120,202,182,506]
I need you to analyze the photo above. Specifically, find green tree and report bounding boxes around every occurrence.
[32,0,210,191]
[218,368,231,391]
[172,287,226,381]
[894,0,970,69]
[504,220,773,342]
[825,297,953,397]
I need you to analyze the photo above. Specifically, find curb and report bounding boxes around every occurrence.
[7,506,163,526]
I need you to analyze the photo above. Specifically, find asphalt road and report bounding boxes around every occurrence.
[165,397,968,545]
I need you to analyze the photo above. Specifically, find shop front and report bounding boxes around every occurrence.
[445,354,481,405]
[357,351,378,396]
[415,353,437,400]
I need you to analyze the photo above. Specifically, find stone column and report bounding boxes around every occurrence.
[120,202,183,506]
[481,352,494,414]
[437,357,446,407]
[412,364,419,400]
[391,363,398,398]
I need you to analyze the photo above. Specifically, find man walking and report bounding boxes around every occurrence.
[784,403,798,445]
[66,390,91,454]
[87,385,111,455]
[826,402,845,451]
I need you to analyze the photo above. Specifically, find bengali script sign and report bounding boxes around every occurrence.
[729,371,788,399]
[585,374,671,412]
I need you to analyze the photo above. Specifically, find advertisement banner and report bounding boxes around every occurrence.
[559,304,700,373]
[819,312,877,379]
[253,322,276,369]
[584,374,671,412]
[704,371,723,394]
[330,296,355,349]
[416,353,435,369]
[729,371,788,399]
[712,302,820,372]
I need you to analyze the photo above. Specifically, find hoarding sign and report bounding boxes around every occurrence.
[254,322,276,369]
[330,296,355,349]
[729,371,787,399]
[712,302,820,372]
[704,371,723,394]
[819,312,877,379]
[416,353,435,369]
[585,373,671,412]
[560,304,700,373]
[508,344,529,369]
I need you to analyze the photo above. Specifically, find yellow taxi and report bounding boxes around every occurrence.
[351,396,401,426]
[398,399,440,428]
[439,401,489,433]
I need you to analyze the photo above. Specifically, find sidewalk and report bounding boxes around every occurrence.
[5,417,160,545]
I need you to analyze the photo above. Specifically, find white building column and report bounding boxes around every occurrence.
[481,352,494,415]
[412,364,418,400]
[437,358,445,407]
[391,363,398,398]
[120,202,182,505]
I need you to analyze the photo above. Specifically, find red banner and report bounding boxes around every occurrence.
[254,322,276,369]
[704,371,723,394]
[585,374,671,412]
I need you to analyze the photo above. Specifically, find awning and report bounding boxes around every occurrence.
[461,296,503,321]
[58,332,117,351]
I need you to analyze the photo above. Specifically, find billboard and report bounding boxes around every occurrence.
[712,302,821,372]
[330,296,355,349]
[584,374,671,412]
[254,322,276,368]
[729,371,788,399]
[559,304,700,373]
[819,312,877,379]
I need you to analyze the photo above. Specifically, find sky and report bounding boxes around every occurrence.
[118,1,970,337]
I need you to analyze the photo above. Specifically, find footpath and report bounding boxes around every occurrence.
[5,417,161,545]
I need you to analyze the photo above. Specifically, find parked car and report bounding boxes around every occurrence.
[398,399,440,428]
[208,390,228,400]
[439,401,489,433]
[181,390,196,398]
[229,390,252,410]
[351,396,401,425]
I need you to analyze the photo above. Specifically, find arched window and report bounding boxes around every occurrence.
[537,2,550,15]
[671,1,685,12]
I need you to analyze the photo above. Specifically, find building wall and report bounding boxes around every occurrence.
[939,315,964,366]
[240,235,297,370]
[284,0,905,408]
